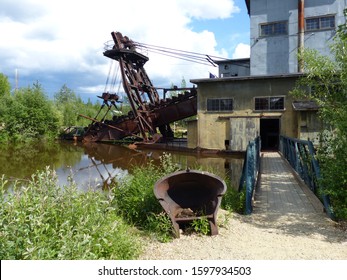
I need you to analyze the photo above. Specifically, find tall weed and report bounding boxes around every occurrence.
[111,153,180,241]
[0,168,141,260]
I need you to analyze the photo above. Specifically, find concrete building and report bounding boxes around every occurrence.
[188,0,345,152]
[189,74,304,152]
[246,0,346,75]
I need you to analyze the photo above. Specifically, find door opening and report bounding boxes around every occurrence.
[260,118,280,151]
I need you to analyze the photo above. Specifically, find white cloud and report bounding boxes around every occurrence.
[176,0,240,19]
[0,0,242,99]
[232,43,250,59]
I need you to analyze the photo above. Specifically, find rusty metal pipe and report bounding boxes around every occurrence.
[298,0,305,72]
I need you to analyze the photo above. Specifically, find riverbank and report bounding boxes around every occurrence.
[139,210,347,260]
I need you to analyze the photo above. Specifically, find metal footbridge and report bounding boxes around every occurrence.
[239,135,334,219]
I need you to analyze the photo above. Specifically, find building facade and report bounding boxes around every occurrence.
[189,74,304,152]
[187,0,345,152]
[247,0,346,75]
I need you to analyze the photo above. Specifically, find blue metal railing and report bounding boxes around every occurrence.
[279,135,334,219]
[239,136,261,214]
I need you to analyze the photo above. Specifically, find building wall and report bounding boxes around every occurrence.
[218,59,250,78]
[187,120,198,149]
[250,0,346,75]
[191,75,301,151]
[298,110,322,145]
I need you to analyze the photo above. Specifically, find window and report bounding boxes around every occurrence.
[207,98,233,112]
[260,21,288,36]
[255,97,284,111]
[306,15,335,31]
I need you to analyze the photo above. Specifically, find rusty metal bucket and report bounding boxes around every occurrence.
[154,169,227,237]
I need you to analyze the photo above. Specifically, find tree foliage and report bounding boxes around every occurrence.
[291,12,347,220]
[0,73,11,98]
[0,82,60,141]
[0,81,102,143]
[0,74,11,136]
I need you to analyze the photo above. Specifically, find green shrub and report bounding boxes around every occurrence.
[111,155,178,241]
[189,217,211,235]
[318,133,347,220]
[221,184,246,214]
[0,168,141,260]
[145,212,173,242]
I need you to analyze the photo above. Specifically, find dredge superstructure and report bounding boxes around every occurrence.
[82,32,198,142]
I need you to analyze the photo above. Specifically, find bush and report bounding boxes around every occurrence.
[318,131,347,219]
[0,168,141,260]
[221,186,246,214]
[111,153,180,241]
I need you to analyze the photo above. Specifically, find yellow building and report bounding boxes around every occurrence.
[188,73,320,152]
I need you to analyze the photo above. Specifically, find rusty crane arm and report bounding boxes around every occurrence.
[82,31,224,143]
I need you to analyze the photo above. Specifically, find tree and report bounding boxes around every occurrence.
[291,11,347,220]
[5,82,60,140]
[0,73,11,98]
[54,85,80,127]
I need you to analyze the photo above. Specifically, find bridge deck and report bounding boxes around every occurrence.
[254,152,325,215]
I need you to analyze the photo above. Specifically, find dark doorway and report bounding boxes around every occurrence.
[260,118,280,150]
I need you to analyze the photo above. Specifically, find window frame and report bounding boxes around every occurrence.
[259,21,288,37]
[254,96,285,111]
[206,98,234,112]
[305,15,335,31]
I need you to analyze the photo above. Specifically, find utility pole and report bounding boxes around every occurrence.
[15,68,18,92]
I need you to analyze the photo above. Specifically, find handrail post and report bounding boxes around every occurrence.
[239,137,261,215]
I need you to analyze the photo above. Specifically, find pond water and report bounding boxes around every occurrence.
[0,141,244,190]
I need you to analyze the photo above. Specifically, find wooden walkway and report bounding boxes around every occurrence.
[254,152,325,215]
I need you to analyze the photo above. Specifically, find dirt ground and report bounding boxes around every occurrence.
[139,210,347,260]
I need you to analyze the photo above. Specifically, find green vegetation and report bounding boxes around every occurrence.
[0,80,59,142]
[54,84,102,128]
[0,168,141,260]
[0,78,103,143]
[291,11,347,220]
[190,217,211,235]
[222,187,246,214]
[111,153,179,242]
[0,153,244,259]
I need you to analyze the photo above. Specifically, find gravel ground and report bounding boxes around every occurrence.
[139,210,347,260]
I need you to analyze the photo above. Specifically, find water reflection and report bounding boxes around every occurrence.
[56,142,152,191]
[0,141,244,190]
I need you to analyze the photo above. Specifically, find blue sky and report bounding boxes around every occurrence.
[0,0,250,102]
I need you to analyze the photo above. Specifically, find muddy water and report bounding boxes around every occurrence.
[0,141,244,190]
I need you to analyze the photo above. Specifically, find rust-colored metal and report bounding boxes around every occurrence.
[298,0,305,72]
[82,31,198,143]
[154,169,227,237]
[80,114,140,142]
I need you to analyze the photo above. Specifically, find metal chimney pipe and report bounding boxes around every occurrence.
[298,0,305,72]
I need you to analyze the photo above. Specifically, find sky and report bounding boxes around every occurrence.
[0,0,250,102]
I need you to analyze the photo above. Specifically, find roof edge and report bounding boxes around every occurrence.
[245,0,250,15]
[190,73,305,84]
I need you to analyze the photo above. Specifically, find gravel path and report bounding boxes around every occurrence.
[139,210,347,260]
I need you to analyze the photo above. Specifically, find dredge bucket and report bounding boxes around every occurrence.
[154,169,227,237]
